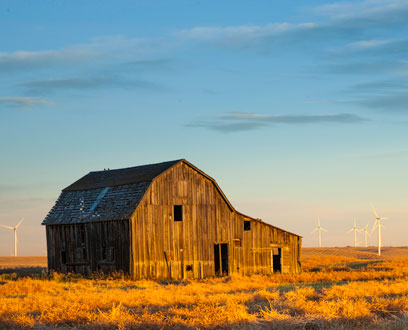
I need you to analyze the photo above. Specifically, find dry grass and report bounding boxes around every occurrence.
[1,248,408,329]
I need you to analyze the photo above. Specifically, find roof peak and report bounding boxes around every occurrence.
[89,159,185,174]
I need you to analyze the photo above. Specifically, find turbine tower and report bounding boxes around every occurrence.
[348,217,362,247]
[312,217,328,248]
[0,218,24,256]
[371,205,389,256]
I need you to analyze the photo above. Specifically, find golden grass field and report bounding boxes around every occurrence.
[1,247,408,329]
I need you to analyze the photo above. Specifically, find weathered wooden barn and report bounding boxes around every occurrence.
[42,159,301,279]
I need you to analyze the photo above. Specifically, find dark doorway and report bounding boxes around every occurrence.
[273,248,282,273]
[221,244,229,275]
[214,243,229,276]
[214,244,220,275]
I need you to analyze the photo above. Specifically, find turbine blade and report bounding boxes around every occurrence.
[370,222,378,235]
[347,229,353,233]
[321,228,328,232]
[311,228,318,233]
[0,225,14,230]
[380,217,389,220]
[15,218,24,229]
[371,204,380,219]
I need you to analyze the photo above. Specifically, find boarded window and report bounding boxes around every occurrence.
[174,205,183,221]
[244,220,251,231]
[80,224,86,245]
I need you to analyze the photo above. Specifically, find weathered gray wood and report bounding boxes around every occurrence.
[46,220,130,276]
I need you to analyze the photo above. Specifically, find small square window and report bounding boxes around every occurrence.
[244,220,251,231]
[174,205,183,221]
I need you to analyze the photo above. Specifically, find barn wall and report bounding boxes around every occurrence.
[46,220,130,276]
[130,162,301,279]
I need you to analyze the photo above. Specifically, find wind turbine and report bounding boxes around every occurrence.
[312,217,328,248]
[0,218,24,256]
[371,205,389,256]
[362,221,371,248]
[348,217,362,247]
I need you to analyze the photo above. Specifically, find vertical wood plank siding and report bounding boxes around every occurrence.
[130,162,301,279]
[46,220,130,276]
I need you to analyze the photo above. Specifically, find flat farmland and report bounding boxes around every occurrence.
[302,246,408,259]
[1,248,408,329]
[0,256,47,268]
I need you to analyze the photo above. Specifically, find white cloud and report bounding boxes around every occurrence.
[188,112,366,132]
[0,97,51,108]
[0,36,160,73]
[314,0,407,19]
[176,23,316,47]
[347,39,391,49]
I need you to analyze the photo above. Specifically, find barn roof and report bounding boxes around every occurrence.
[64,159,181,191]
[42,159,300,237]
[42,160,181,225]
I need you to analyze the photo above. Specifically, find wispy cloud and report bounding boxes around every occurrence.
[187,111,366,132]
[358,91,408,111]
[176,23,317,48]
[123,59,173,71]
[347,39,391,50]
[341,77,408,111]
[0,97,51,108]
[329,38,408,60]
[322,60,407,75]
[0,49,96,73]
[0,36,161,74]
[175,1,408,53]
[19,76,166,95]
[314,0,408,20]
[348,79,408,94]
[2,1,407,75]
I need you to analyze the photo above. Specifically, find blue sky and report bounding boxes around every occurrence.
[1,0,407,255]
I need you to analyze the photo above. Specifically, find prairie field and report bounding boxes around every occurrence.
[1,248,408,329]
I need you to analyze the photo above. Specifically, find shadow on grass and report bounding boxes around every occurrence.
[1,317,408,330]
[0,267,46,279]
[308,260,380,273]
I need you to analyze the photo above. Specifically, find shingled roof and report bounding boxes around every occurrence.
[42,160,181,225]
[64,159,181,191]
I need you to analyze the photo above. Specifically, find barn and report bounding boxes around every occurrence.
[42,159,301,279]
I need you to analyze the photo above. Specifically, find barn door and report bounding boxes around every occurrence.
[214,243,229,276]
[272,248,282,273]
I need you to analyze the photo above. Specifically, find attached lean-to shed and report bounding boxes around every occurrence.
[43,159,302,279]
